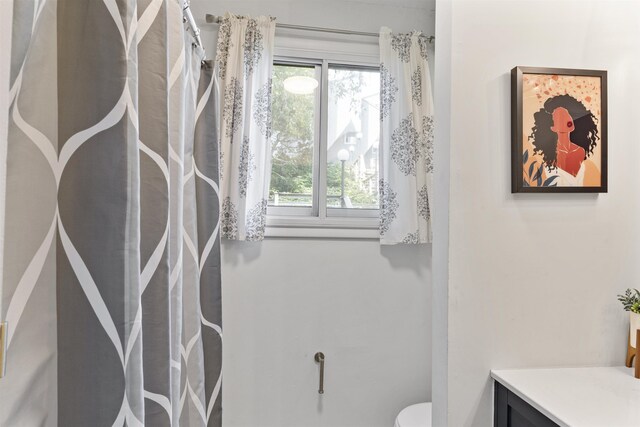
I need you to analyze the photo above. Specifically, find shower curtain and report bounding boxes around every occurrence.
[0,1,222,426]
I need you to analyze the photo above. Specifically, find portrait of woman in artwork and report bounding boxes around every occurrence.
[528,94,600,186]
[512,67,607,192]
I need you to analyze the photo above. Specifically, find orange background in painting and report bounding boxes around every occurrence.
[522,73,602,186]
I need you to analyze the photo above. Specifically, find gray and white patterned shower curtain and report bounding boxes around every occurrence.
[0,1,222,426]
[216,13,276,241]
[379,27,434,244]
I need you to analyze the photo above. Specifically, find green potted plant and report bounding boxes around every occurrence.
[618,288,640,365]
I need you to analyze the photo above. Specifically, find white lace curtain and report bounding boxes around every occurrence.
[379,27,434,244]
[216,13,276,242]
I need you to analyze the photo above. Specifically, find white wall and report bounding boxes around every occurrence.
[222,240,431,427]
[189,1,436,426]
[436,1,640,425]
[431,0,451,425]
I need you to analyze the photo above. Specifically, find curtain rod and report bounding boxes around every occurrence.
[183,1,204,55]
[204,14,435,44]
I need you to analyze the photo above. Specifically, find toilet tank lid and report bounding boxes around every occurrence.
[395,402,432,427]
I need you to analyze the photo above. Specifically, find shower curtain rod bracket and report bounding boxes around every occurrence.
[183,1,205,58]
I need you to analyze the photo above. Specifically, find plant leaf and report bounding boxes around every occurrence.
[528,161,537,179]
[523,149,529,165]
[542,175,558,187]
[532,164,544,182]
[522,179,529,187]
[617,288,640,311]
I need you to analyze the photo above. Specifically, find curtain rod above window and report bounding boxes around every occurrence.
[204,14,435,44]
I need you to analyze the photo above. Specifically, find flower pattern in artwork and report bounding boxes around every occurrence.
[223,78,244,138]
[221,197,239,239]
[411,66,422,107]
[253,79,273,139]
[391,33,412,63]
[380,63,398,121]
[238,137,256,197]
[245,199,268,241]
[379,180,399,235]
[390,113,422,176]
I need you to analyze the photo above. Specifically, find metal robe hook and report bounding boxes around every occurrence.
[314,352,325,394]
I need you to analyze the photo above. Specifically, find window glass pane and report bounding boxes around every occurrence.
[327,67,380,210]
[269,64,318,208]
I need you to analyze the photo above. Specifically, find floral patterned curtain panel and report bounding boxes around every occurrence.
[0,1,222,426]
[379,27,434,244]
[216,13,276,241]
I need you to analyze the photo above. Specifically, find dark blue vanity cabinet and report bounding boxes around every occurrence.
[494,382,560,427]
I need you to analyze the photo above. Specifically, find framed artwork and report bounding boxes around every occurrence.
[511,67,607,193]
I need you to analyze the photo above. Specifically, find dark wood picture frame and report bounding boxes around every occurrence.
[511,67,608,193]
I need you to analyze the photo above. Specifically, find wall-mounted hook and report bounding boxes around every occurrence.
[314,352,325,394]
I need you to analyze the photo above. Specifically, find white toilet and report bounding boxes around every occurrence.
[394,402,432,427]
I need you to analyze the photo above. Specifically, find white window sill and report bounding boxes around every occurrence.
[265,216,379,239]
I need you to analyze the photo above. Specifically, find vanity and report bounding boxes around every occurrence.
[491,367,640,427]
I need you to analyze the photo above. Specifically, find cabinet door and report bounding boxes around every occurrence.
[494,382,560,427]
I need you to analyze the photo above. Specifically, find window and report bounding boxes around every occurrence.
[326,66,380,212]
[268,59,380,236]
[269,62,320,215]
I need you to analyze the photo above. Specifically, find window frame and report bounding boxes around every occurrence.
[268,58,322,218]
[267,56,381,238]
[324,63,380,220]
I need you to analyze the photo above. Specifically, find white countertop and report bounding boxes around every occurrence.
[491,367,640,427]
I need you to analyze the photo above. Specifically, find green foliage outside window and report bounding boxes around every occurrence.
[326,163,377,208]
[270,65,315,201]
[270,64,378,208]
